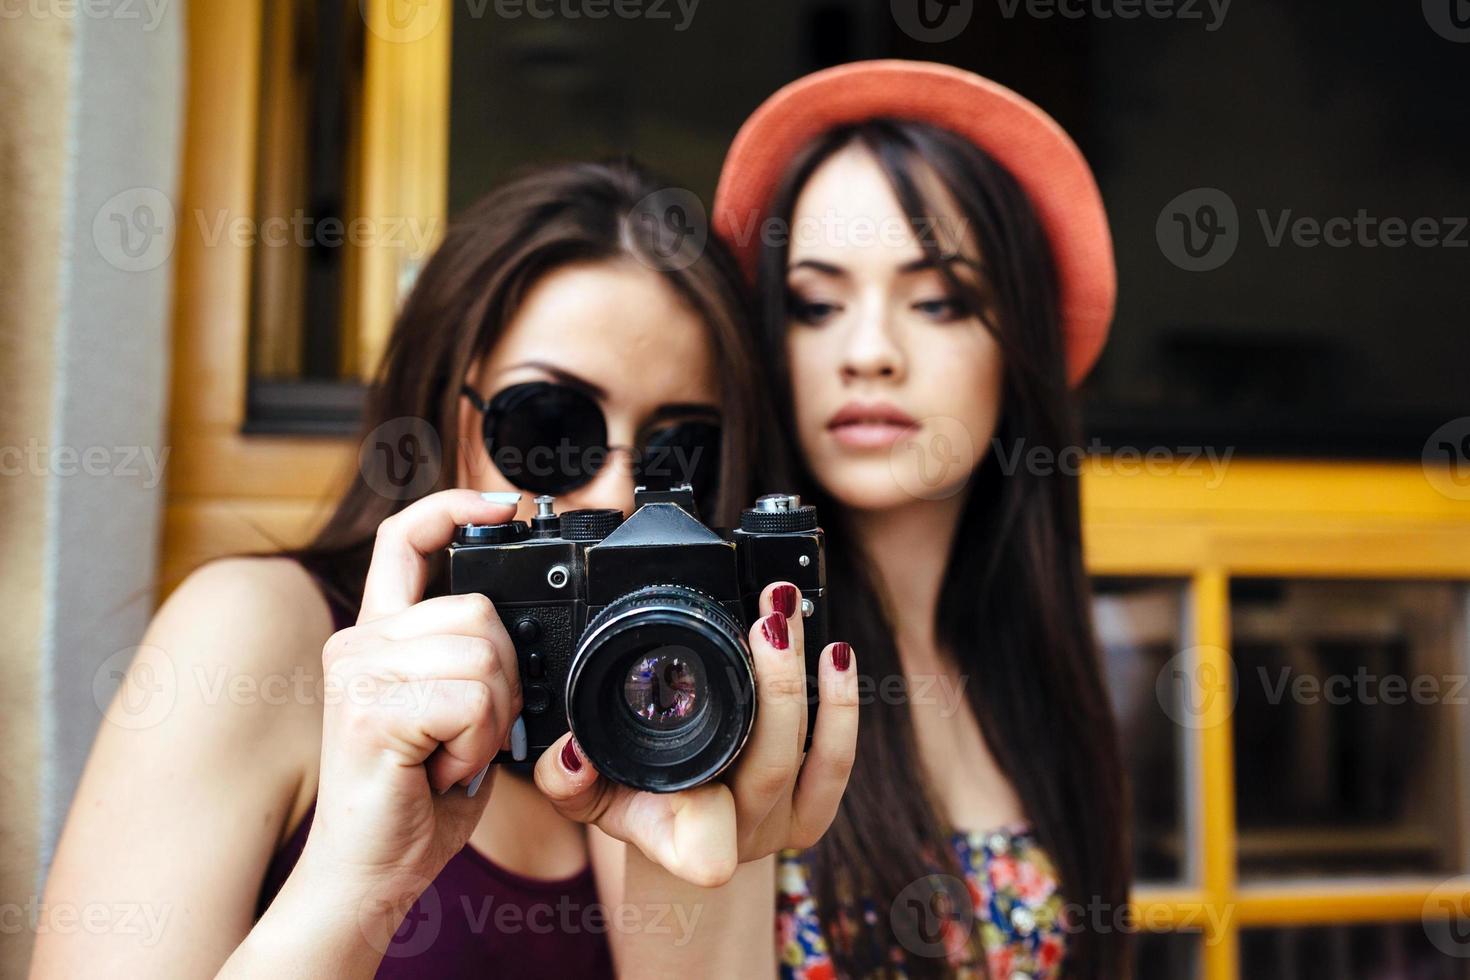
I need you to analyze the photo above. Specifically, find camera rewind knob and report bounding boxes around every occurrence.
[561,508,623,541]
[740,495,818,533]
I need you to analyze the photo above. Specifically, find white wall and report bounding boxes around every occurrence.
[0,6,182,973]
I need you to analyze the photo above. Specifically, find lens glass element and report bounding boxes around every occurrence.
[622,645,705,731]
[567,585,757,792]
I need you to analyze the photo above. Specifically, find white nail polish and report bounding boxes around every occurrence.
[510,716,528,762]
[480,491,522,505]
[466,764,491,798]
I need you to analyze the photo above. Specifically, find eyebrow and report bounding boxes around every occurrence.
[789,259,847,278]
[494,360,607,400]
[788,254,976,278]
[900,253,975,275]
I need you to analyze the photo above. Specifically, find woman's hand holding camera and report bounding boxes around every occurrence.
[246,489,856,978]
[268,490,524,965]
[534,581,859,886]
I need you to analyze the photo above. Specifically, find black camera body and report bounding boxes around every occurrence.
[448,485,826,792]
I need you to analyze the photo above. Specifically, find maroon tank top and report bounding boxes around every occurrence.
[255,573,613,978]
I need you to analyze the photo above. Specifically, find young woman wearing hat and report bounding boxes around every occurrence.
[600,61,1132,979]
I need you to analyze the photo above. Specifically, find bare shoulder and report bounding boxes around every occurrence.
[105,556,338,815]
[36,556,339,974]
[152,555,338,676]
[130,555,338,791]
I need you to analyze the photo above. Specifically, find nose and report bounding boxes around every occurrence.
[839,295,906,383]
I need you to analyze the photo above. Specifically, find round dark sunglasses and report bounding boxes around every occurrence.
[461,381,722,500]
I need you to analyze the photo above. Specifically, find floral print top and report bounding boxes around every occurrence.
[776,823,1067,979]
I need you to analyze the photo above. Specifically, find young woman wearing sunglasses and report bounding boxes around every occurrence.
[608,62,1133,979]
[34,161,860,978]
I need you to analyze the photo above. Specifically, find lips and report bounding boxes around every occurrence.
[826,401,920,450]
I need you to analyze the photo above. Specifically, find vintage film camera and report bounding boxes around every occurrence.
[449,485,826,792]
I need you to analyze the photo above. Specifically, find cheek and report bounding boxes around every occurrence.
[455,398,482,487]
[785,330,837,443]
[920,328,1004,428]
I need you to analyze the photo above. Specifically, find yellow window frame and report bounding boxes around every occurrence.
[1088,459,1470,977]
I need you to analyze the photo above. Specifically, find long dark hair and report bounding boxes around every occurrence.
[756,120,1131,978]
[294,160,771,613]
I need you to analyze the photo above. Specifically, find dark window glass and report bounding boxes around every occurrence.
[1134,928,1201,980]
[1094,578,1190,883]
[1231,580,1467,880]
[1241,922,1470,980]
[448,0,1469,456]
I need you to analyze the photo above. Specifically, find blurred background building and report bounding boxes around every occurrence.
[3,1,1469,977]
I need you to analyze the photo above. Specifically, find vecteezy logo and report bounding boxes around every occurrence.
[890,416,977,501]
[1422,417,1470,500]
[360,417,443,500]
[1156,188,1239,272]
[359,0,442,43]
[92,187,176,273]
[359,875,442,958]
[1424,0,1470,42]
[1424,878,1470,957]
[891,0,974,42]
[1155,646,1237,730]
[94,645,178,731]
[891,874,974,959]
[628,187,709,272]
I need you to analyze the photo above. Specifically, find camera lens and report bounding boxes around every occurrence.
[622,647,705,731]
[566,585,754,793]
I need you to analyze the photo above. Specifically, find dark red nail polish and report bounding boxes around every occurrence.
[772,585,799,618]
[761,612,790,650]
[561,739,583,773]
[832,642,852,672]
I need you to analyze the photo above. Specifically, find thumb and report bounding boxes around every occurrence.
[359,489,522,623]
[533,735,607,824]
[534,735,739,887]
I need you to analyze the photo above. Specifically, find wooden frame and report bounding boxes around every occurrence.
[353,0,451,377]
[163,0,449,591]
